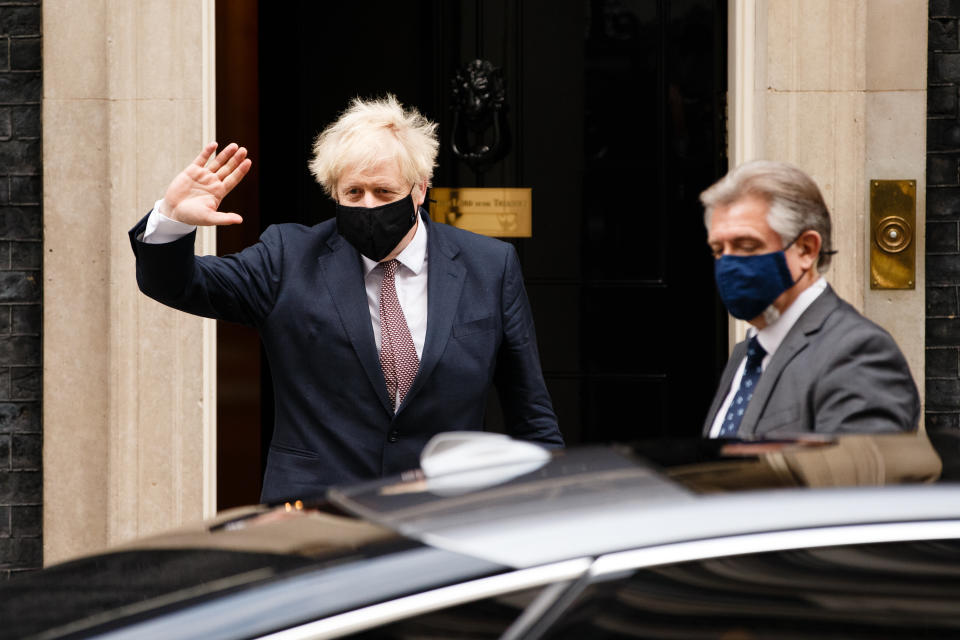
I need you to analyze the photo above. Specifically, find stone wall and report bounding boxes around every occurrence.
[0,0,41,577]
[928,0,960,432]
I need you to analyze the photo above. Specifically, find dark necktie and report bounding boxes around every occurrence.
[718,335,766,437]
[379,260,420,410]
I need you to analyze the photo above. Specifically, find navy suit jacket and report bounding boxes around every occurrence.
[129,212,562,502]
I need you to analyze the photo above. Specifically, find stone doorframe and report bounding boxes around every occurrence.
[42,0,218,564]
[727,0,927,416]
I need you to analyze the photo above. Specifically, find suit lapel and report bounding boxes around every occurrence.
[400,219,465,410]
[317,235,393,415]
[738,285,841,436]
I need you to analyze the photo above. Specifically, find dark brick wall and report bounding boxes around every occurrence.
[0,0,41,578]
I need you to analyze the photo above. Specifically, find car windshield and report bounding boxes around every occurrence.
[629,431,946,492]
[327,433,956,569]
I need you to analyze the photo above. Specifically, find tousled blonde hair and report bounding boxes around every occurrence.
[309,94,439,197]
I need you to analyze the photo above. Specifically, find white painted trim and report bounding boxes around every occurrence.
[728,0,758,169]
[726,0,761,347]
[201,0,218,519]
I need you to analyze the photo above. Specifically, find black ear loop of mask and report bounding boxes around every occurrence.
[786,229,837,283]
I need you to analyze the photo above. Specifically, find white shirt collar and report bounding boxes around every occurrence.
[361,210,429,276]
[754,277,828,358]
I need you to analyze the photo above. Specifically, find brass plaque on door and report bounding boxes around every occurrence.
[428,188,532,237]
[870,180,915,290]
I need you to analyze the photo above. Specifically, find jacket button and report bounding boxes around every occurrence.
[388,430,399,443]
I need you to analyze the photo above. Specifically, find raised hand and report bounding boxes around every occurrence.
[161,142,252,226]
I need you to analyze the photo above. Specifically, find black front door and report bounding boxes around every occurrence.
[216,0,728,507]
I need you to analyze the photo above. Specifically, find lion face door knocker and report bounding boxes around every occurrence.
[450,60,510,174]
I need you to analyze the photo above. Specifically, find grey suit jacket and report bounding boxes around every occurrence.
[703,285,920,437]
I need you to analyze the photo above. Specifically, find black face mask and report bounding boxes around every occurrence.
[336,192,417,262]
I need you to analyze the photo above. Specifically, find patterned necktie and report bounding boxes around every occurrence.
[718,335,766,437]
[379,260,420,410]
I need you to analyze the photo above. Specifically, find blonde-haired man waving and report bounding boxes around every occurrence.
[130,95,562,502]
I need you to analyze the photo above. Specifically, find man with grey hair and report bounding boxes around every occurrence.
[701,160,919,438]
[129,95,562,502]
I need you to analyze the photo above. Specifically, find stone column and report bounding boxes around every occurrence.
[730,0,927,410]
[42,0,216,564]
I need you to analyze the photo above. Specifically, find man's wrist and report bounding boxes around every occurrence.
[143,199,196,244]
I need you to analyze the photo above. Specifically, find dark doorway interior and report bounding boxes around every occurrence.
[215,0,728,509]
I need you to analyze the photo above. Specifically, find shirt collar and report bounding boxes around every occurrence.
[754,276,828,357]
[362,210,429,276]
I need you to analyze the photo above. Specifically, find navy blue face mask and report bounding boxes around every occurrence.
[714,244,796,321]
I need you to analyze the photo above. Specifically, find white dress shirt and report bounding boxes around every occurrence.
[708,277,828,437]
[141,202,430,360]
